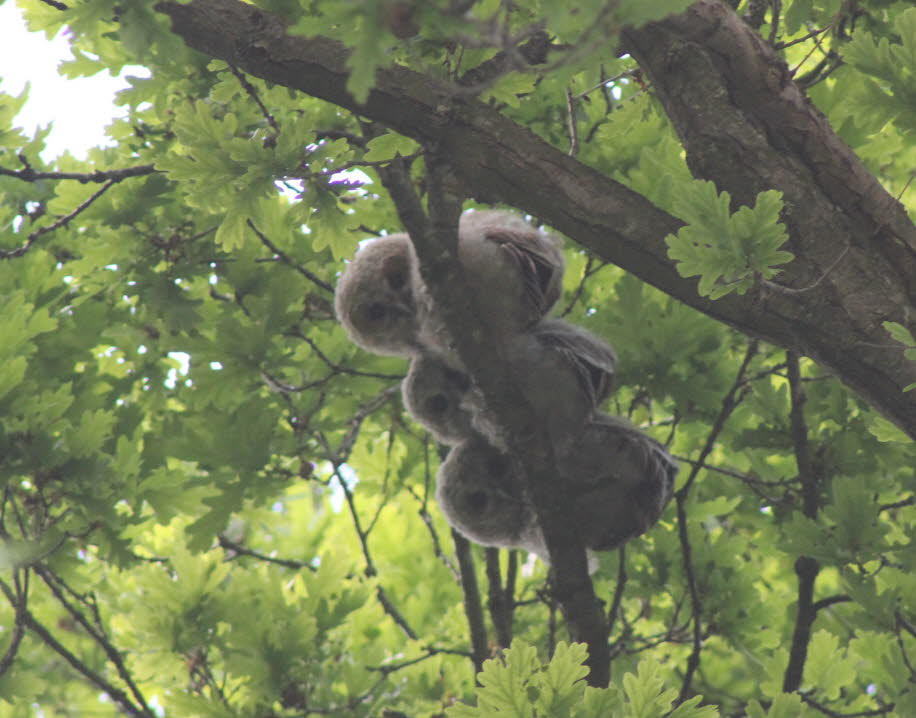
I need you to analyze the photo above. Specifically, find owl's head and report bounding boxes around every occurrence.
[402,355,474,444]
[435,439,532,549]
[335,234,419,356]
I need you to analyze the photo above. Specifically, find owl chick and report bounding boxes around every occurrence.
[414,209,566,362]
[402,353,477,445]
[435,438,548,560]
[464,318,617,452]
[435,415,676,559]
[559,413,677,550]
[334,234,421,357]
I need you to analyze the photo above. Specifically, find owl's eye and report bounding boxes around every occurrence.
[382,254,409,290]
[443,368,471,393]
[387,268,407,290]
[426,394,449,415]
[365,302,387,322]
[486,454,509,477]
[467,490,489,512]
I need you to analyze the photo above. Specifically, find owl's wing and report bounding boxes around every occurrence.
[487,228,564,316]
[535,323,618,406]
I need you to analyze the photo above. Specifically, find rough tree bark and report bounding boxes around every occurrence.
[156,0,916,441]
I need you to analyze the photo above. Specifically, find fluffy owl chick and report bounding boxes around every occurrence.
[414,209,566,361]
[402,353,477,445]
[436,417,675,559]
[435,438,548,560]
[559,413,677,551]
[464,318,617,452]
[334,234,421,357]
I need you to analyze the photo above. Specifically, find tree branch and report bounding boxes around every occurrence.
[0,578,153,718]
[0,163,157,183]
[782,351,822,694]
[217,534,318,571]
[33,566,152,713]
[676,339,757,703]
[485,548,513,649]
[1,180,117,259]
[378,152,610,686]
[452,531,490,676]
[0,569,28,679]
[155,0,916,439]
[247,220,335,293]
[812,595,852,614]
[799,694,895,718]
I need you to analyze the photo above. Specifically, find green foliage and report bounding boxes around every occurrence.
[665,182,793,299]
[449,643,718,718]
[884,322,916,390]
[0,1,914,717]
[842,8,916,135]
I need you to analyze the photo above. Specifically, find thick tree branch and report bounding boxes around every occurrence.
[155,0,916,439]
[154,0,916,684]
[620,1,916,436]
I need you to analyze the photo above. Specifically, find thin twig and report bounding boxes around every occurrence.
[0,578,152,718]
[247,220,334,293]
[763,244,850,296]
[767,0,782,45]
[0,569,28,678]
[368,645,473,675]
[812,595,852,613]
[375,587,419,641]
[673,455,791,486]
[34,567,153,713]
[879,496,915,513]
[676,340,758,703]
[896,611,916,640]
[783,351,822,694]
[560,255,606,317]
[678,341,759,498]
[228,65,280,135]
[799,694,895,718]
[456,28,551,91]
[565,88,579,157]
[1,181,116,259]
[574,69,639,101]
[404,482,460,581]
[217,534,318,571]
[607,545,627,635]
[775,24,832,50]
[316,425,420,641]
[0,163,156,183]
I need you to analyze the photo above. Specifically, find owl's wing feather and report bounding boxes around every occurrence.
[488,228,563,316]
